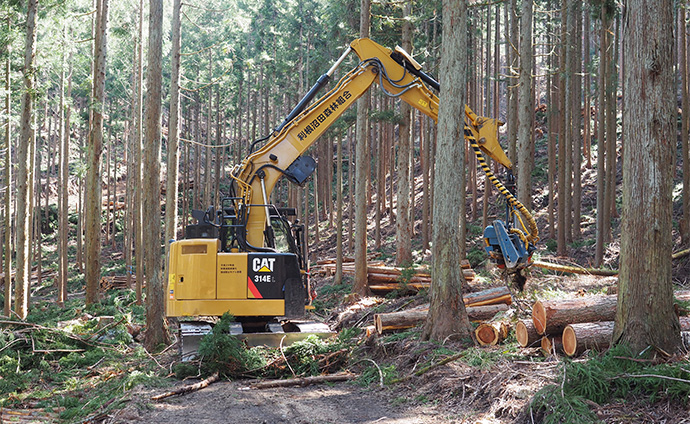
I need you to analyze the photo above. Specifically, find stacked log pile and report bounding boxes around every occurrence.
[370,286,513,341]
[519,291,690,356]
[314,259,476,294]
[100,275,139,291]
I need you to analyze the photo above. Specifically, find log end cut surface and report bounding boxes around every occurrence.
[532,300,546,334]
[516,320,540,347]
[562,325,577,356]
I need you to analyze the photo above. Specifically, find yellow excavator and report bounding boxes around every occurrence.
[166,38,538,357]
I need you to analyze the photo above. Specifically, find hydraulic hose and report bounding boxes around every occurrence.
[465,127,539,245]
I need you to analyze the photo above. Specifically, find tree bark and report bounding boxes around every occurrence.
[516,0,533,212]
[3,9,13,317]
[143,0,169,351]
[134,0,144,304]
[85,0,108,306]
[614,0,681,354]
[165,0,182,281]
[353,0,371,297]
[681,5,690,243]
[396,0,413,266]
[15,0,38,319]
[422,0,473,343]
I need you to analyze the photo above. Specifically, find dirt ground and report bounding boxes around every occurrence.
[113,379,462,424]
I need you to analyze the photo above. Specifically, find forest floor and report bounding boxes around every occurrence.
[3,127,690,423]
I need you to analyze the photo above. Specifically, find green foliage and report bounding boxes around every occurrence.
[197,313,264,377]
[467,246,486,269]
[357,363,398,387]
[545,238,557,253]
[282,335,337,376]
[530,345,690,422]
[313,280,352,312]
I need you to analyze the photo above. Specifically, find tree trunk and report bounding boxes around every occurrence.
[594,5,608,266]
[85,0,108,306]
[422,0,473,343]
[516,0,533,210]
[556,3,568,257]
[396,0,413,266]
[614,0,681,354]
[165,0,182,281]
[334,135,343,286]
[3,9,13,316]
[353,0,371,297]
[15,0,38,319]
[681,5,690,243]
[134,0,144,304]
[143,0,169,351]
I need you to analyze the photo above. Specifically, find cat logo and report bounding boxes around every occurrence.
[252,257,276,273]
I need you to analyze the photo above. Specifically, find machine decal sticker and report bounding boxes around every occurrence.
[247,277,263,299]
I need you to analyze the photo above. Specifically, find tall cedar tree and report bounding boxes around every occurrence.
[165,0,182,274]
[15,0,38,319]
[613,0,681,354]
[85,0,108,305]
[3,8,13,317]
[144,0,169,350]
[353,0,371,297]
[422,0,473,342]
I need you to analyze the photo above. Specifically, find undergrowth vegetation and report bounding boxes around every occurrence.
[0,289,165,422]
[173,313,359,380]
[530,345,690,423]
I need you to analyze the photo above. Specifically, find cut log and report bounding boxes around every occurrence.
[540,336,563,356]
[374,303,509,334]
[463,286,512,307]
[532,295,617,335]
[516,320,541,348]
[562,321,615,357]
[249,372,355,389]
[475,321,510,346]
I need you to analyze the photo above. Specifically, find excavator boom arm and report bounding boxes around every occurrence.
[232,38,524,249]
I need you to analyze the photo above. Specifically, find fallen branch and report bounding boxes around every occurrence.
[391,352,465,384]
[248,372,355,389]
[151,372,220,401]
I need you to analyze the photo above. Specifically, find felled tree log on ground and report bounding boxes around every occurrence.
[532,295,617,335]
[516,320,541,348]
[374,303,509,334]
[475,321,510,346]
[562,321,615,357]
[249,372,355,389]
